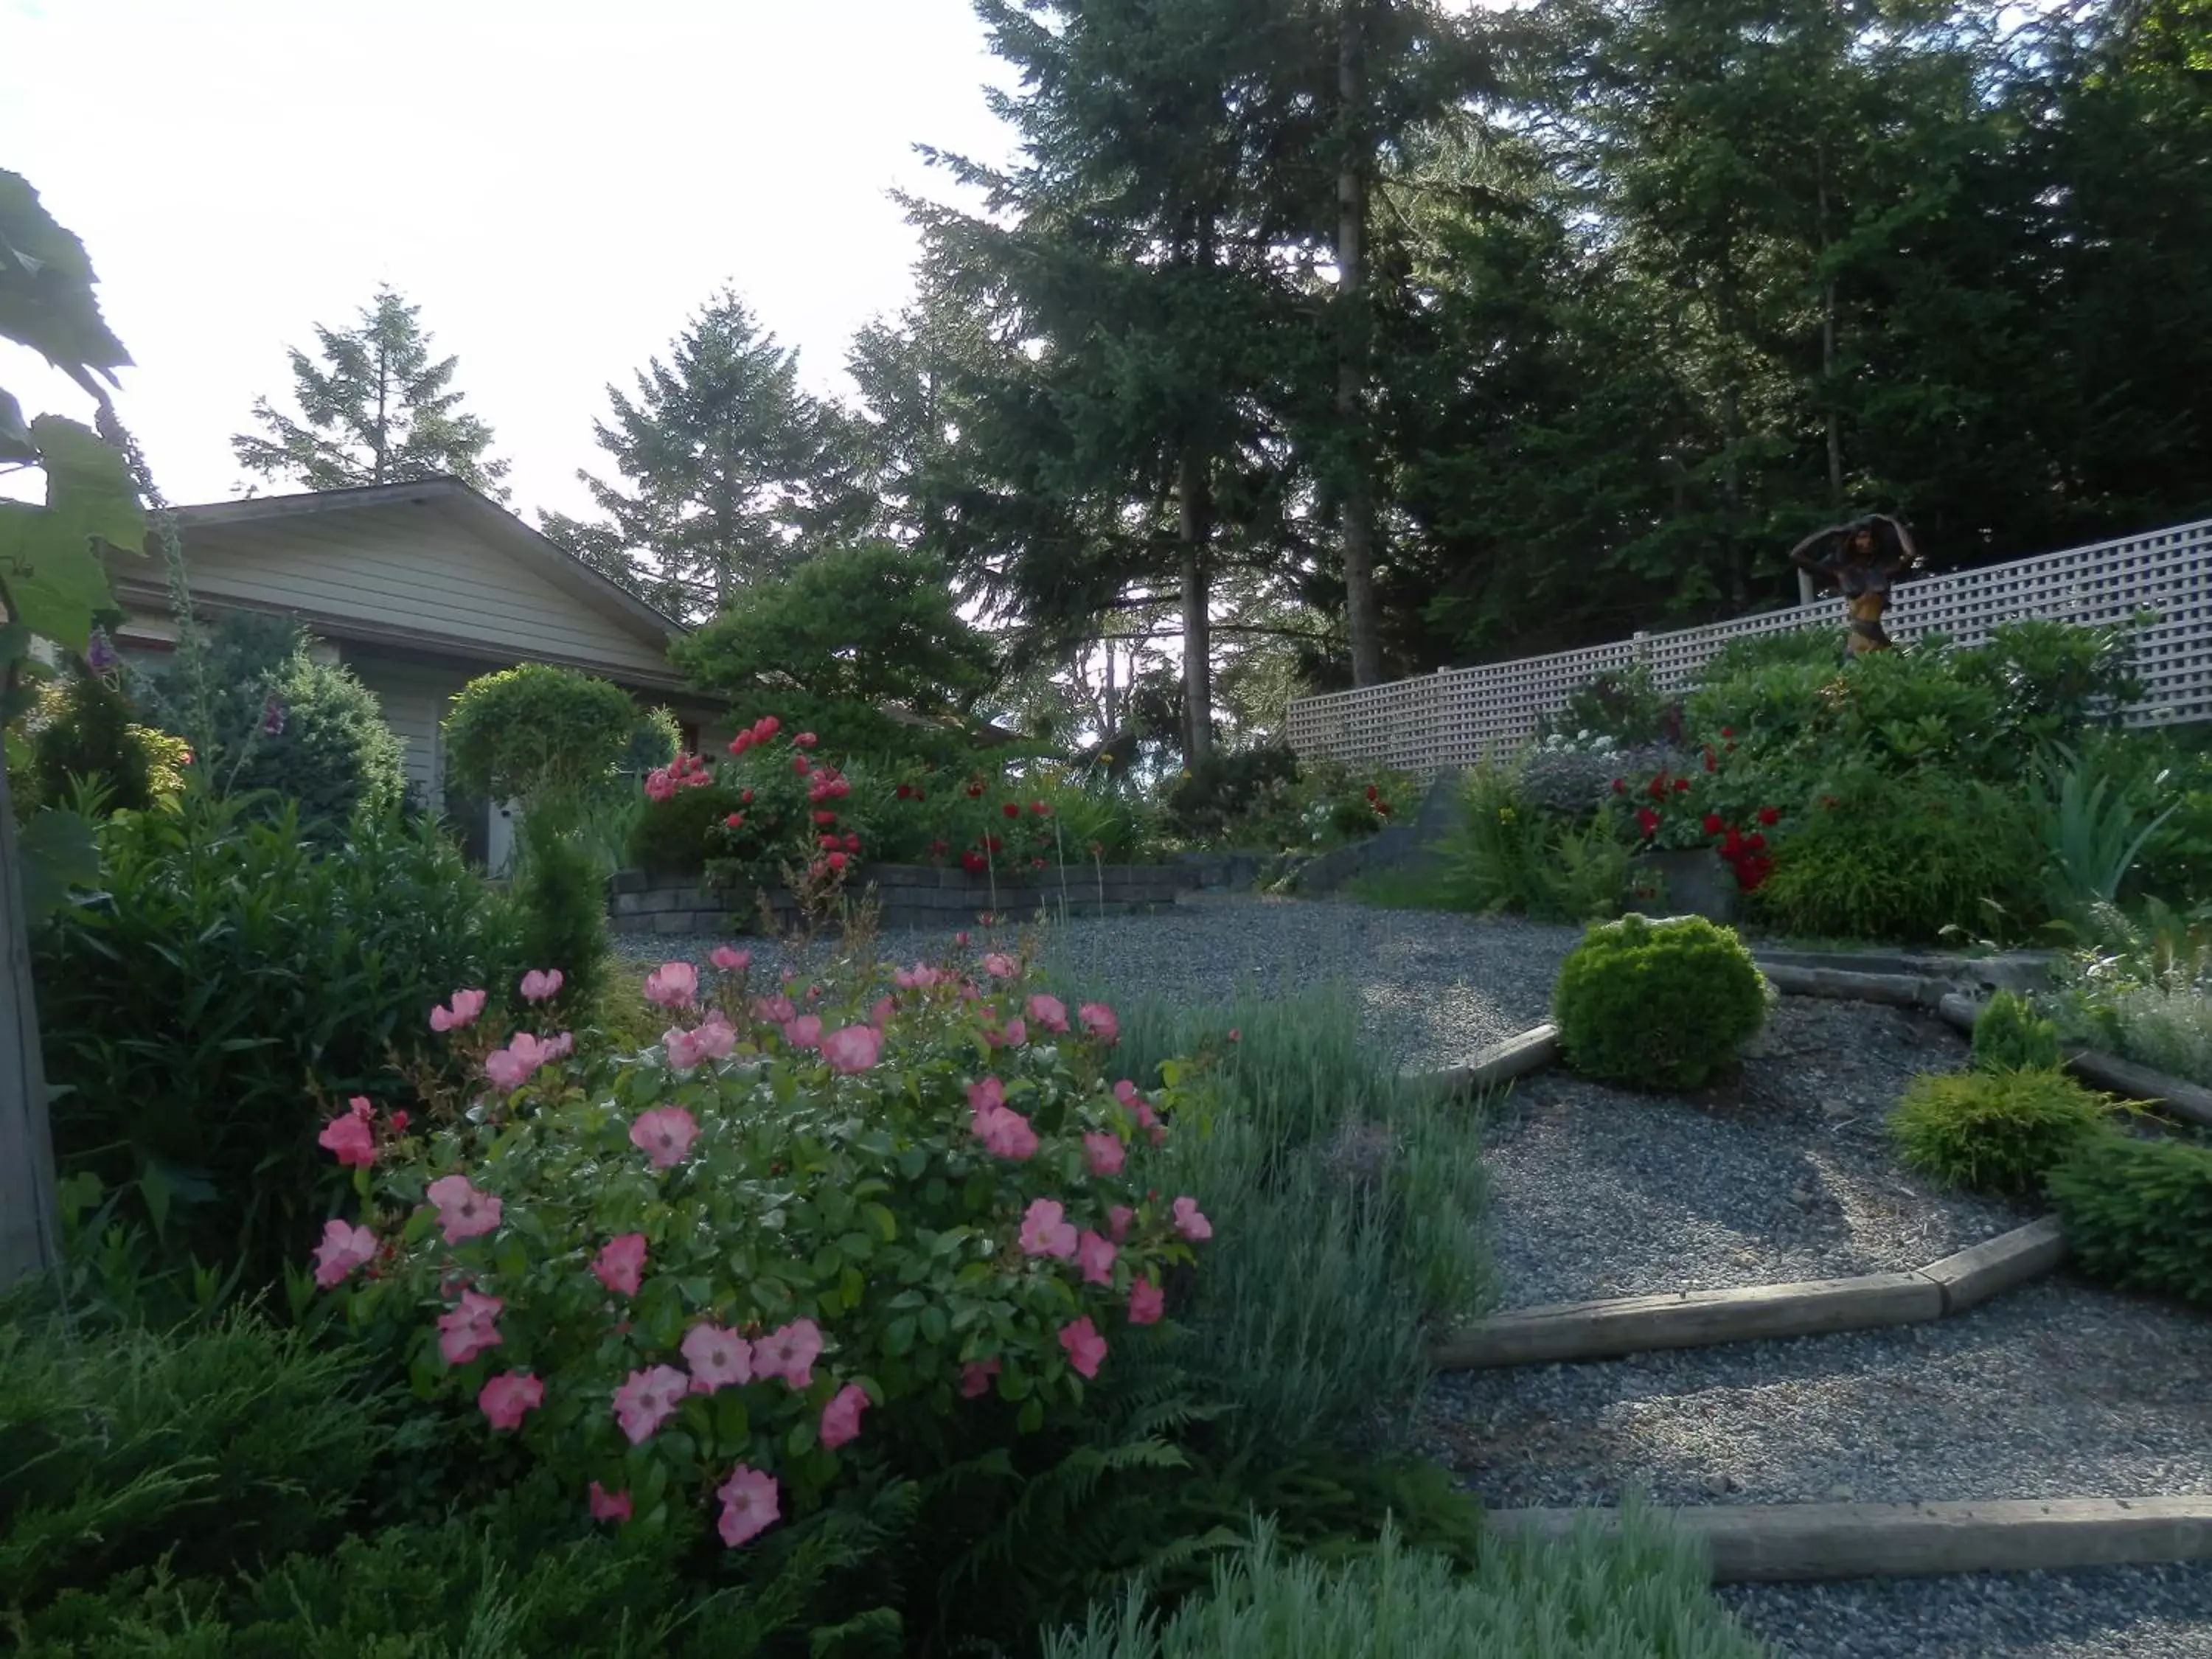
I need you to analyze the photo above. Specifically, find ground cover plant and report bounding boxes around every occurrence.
[1887,1069,2119,1198]
[2045,1132,2212,1307]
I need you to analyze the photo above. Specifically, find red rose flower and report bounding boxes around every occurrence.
[1756,806,1779,827]
[1746,832,1767,852]
[1702,813,1724,835]
[1001,802,1019,819]
[1612,779,1627,793]
[1635,807,1660,838]
[1673,778,1690,793]
[1646,776,1667,801]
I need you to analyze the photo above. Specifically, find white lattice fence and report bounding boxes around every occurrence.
[1287,518,2212,778]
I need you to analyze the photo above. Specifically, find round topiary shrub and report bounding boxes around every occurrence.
[1551,913,1769,1091]
[1888,1067,2115,1197]
[444,664,639,810]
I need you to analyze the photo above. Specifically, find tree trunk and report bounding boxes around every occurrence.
[1811,139,1840,609]
[1338,0,1385,687]
[1178,445,1214,765]
[0,759,60,1291]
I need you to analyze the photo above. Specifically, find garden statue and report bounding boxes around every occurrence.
[1787,514,1919,657]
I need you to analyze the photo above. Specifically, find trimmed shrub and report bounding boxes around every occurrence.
[1551,914,1769,1091]
[1972,990,2063,1073]
[626,782,747,877]
[34,790,509,1284]
[27,661,174,815]
[1164,744,1302,843]
[444,663,639,810]
[1045,1502,1767,1659]
[2046,1133,2212,1306]
[227,650,405,829]
[1887,1068,2115,1197]
[509,813,608,1012]
[1752,769,2042,943]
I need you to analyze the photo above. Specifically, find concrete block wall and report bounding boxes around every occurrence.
[609,858,1239,936]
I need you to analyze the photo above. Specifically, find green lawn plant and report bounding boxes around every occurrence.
[1551,915,1770,1091]
[2046,1133,2212,1307]
[1887,1068,2116,1197]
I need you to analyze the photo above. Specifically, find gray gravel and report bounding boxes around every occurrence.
[611,893,1579,1072]
[1481,996,2033,1310]
[619,899,2212,1657]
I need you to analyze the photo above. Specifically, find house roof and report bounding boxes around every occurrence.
[167,476,686,646]
[102,474,706,698]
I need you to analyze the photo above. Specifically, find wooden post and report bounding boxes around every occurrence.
[0,758,60,1289]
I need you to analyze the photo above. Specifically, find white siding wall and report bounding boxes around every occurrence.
[178,502,676,680]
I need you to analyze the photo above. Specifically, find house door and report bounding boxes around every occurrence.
[487,800,520,875]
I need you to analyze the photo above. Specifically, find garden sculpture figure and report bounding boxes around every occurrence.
[1786,514,1919,657]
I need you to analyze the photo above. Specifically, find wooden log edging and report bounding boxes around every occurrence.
[1488,1496,2212,1584]
[1411,1024,1560,1104]
[1429,1217,2066,1371]
[1935,992,2212,1132]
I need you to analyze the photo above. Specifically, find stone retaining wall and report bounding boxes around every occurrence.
[609,858,1234,936]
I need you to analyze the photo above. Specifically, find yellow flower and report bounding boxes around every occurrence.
[1498,807,1516,824]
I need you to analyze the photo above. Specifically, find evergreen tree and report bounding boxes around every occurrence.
[232,286,509,498]
[539,290,861,623]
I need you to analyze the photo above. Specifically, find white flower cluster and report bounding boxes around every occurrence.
[1304,799,1335,844]
[1530,728,1620,757]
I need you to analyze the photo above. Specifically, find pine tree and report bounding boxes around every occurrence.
[539,290,860,622]
[911,0,1317,762]
[232,286,509,498]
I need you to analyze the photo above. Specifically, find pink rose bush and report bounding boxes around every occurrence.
[313,954,1210,1554]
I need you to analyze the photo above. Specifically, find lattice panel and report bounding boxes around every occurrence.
[1286,518,2212,778]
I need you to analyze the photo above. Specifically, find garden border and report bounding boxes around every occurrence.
[1486,1496,2212,1584]
[1427,1218,2065,1371]
[1933,992,2212,1132]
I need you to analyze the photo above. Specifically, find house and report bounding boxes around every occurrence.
[102,477,720,863]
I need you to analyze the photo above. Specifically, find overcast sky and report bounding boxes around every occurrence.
[1,0,1018,518]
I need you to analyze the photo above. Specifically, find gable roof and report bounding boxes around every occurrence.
[105,476,697,694]
[169,476,684,645]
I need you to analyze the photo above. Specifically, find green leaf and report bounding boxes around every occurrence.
[0,417,142,652]
[882,1315,916,1356]
[15,806,97,923]
[863,1201,897,1242]
[839,1265,866,1308]
[1016,1397,1045,1433]
[918,1304,947,1346]
[712,1390,751,1449]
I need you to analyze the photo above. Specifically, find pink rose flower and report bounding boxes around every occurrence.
[588,1481,633,1523]
[717,1464,780,1548]
[426,1174,501,1244]
[478,1371,543,1430]
[751,994,796,1025]
[665,1015,734,1071]
[981,953,1017,979]
[681,1321,755,1393]
[310,1218,377,1288]
[1082,1132,1125,1177]
[613,1364,691,1445]
[629,1106,700,1169]
[1128,1277,1165,1325]
[974,1102,1038,1161]
[1076,1228,1116,1285]
[1018,1198,1078,1259]
[519,968,564,1004]
[711,946,750,973]
[1172,1196,1213,1242]
[819,1382,869,1449]
[823,1024,883,1074]
[1026,994,1070,1034]
[430,988,487,1032]
[782,1014,824,1050]
[1058,1315,1107,1379]
[756,1318,824,1389]
[1107,1204,1134,1242]
[967,1077,1005,1118]
[436,1287,504,1365]
[642,961,699,1009]
[592,1233,647,1297]
[988,1016,1027,1048]
[317,1109,376,1168]
[1078,1001,1119,1043]
[959,1357,1001,1398]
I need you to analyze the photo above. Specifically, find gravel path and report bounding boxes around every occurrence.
[611,894,1580,1073]
[619,898,2212,1656]
[1480,996,2033,1309]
